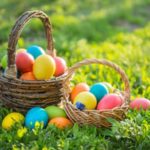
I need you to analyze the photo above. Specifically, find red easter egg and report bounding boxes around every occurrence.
[53,57,67,77]
[16,52,34,73]
[97,94,123,110]
[130,98,150,110]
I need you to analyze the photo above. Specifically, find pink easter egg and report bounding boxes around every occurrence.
[97,94,123,110]
[53,57,67,77]
[130,98,150,110]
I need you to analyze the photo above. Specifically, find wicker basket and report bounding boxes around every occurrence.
[0,10,68,113]
[62,58,130,127]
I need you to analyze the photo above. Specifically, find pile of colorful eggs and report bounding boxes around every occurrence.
[70,82,150,111]
[1,45,67,80]
[2,105,72,130]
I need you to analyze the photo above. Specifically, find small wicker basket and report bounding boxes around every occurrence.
[62,59,130,127]
[0,10,68,113]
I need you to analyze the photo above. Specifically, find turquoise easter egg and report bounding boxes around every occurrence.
[90,83,108,102]
[25,107,48,129]
[27,45,45,59]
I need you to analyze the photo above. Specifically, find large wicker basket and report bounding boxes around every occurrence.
[62,59,130,127]
[0,10,68,113]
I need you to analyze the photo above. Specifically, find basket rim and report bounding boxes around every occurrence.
[0,72,68,84]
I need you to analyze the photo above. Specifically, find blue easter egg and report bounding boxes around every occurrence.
[75,102,85,110]
[25,107,48,129]
[27,45,45,59]
[90,83,108,102]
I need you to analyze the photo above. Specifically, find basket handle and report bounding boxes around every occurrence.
[64,58,130,103]
[6,10,54,77]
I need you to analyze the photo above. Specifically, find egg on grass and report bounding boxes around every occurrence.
[48,117,73,129]
[45,105,67,119]
[2,112,24,130]
[25,107,49,129]
[130,98,150,110]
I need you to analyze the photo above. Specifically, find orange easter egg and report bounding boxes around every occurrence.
[48,117,73,129]
[20,72,36,80]
[71,83,89,103]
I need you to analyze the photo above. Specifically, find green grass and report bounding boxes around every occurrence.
[1,110,150,149]
[0,0,150,149]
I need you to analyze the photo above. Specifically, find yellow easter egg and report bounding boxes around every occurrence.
[2,112,24,130]
[16,48,26,54]
[33,54,56,80]
[74,91,97,110]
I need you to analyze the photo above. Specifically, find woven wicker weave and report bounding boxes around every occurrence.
[62,58,130,127]
[0,10,67,113]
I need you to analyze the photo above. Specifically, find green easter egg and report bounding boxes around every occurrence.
[1,55,7,69]
[102,82,114,93]
[45,106,67,119]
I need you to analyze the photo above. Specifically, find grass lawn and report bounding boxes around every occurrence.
[0,0,150,149]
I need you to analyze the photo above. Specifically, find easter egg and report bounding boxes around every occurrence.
[74,91,97,110]
[16,48,26,54]
[1,55,7,69]
[53,57,67,77]
[27,45,45,59]
[20,72,35,80]
[25,107,49,129]
[48,117,72,129]
[33,54,56,80]
[15,52,34,73]
[45,106,67,119]
[130,98,150,110]
[71,83,90,103]
[90,83,108,102]
[97,94,123,110]
[2,112,24,130]
[102,82,114,93]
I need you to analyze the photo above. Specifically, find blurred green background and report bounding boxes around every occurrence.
[0,0,150,98]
